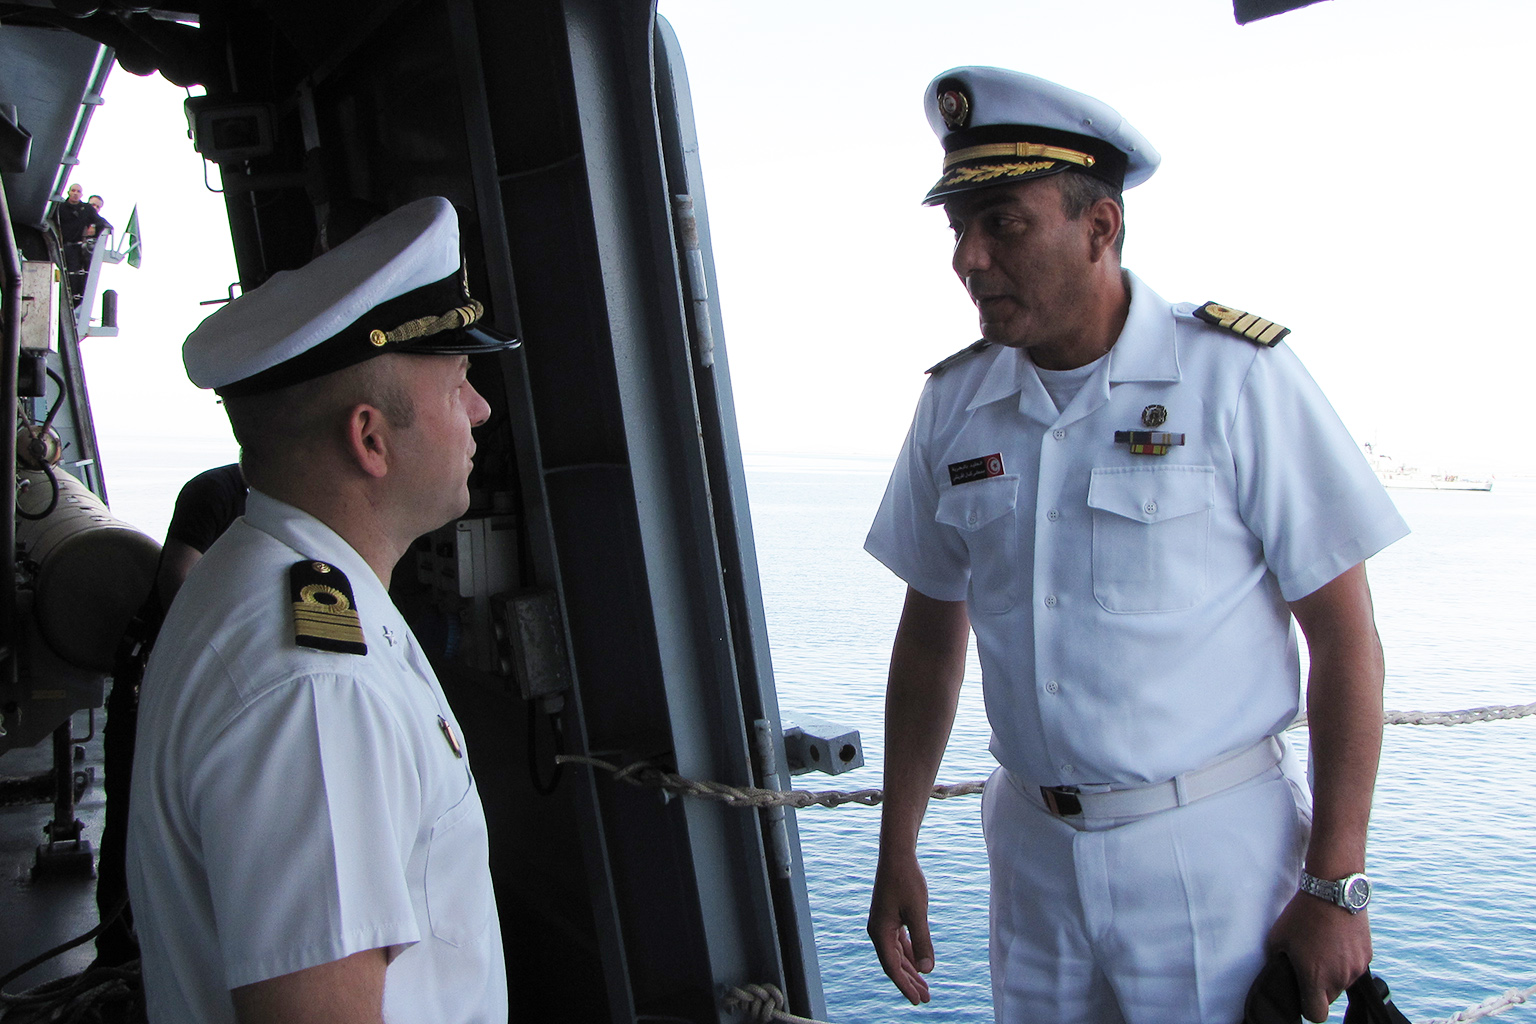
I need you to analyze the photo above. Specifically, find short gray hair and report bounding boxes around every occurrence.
[1055,170,1125,255]
[223,356,416,489]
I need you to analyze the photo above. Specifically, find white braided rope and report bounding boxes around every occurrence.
[558,703,1536,812]
[722,982,829,1024]
[554,753,984,809]
[714,978,1536,1024]
[1290,702,1536,731]
[1421,983,1536,1023]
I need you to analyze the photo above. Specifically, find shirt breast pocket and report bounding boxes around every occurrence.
[1087,466,1215,613]
[935,474,1020,614]
[423,779,492,948]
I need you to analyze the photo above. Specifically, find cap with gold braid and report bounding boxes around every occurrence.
[922,67,1160,206]
[184,196,517,396]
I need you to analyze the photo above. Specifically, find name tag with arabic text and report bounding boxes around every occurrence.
[948,453,1006,485]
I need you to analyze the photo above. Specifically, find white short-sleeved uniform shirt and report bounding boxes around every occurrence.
[867,272,1409,790]
[126,490,506,1024]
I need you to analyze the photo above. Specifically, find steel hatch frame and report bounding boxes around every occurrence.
[447,0,825,1017]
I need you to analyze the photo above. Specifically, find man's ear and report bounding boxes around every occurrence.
[343,403,391,479]
[1086,196,1123,263]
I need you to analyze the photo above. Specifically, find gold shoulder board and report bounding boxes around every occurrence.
[926,339,992,375]
[290,560,368,655]
[1193,302,1290,348]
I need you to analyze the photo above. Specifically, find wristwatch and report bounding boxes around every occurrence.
[1299,870,1372,914]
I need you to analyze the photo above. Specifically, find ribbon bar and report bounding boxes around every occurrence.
[1114,430,1186,456]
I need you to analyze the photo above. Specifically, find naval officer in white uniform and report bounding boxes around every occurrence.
[126,197,516,1024]
[864,67,1408,1024]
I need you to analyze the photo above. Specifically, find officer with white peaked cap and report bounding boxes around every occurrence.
[864,67,1407,1024]
[128,196,513,1024]
[185,195,515,394]
[919,65,1160,204]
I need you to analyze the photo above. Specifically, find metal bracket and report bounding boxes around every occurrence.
[781,714,863,776]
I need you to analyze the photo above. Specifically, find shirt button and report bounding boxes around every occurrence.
[1143,500,1158,515]
[1052,428,1066,440]
[1061,764,1075,775]
[1044,594,1057,608]
[966,510,978,526]
[1045,679,1060,694]
[1046,508,1060,522]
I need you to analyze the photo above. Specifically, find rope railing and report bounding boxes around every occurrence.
[713,979,1536,1024]
[1294,702,1536,730]
[554,752,985,809]
[565,704,1536,1024]
[723,983,826,1024]
[1423,984,1536,1023]
[557,703,1536,812]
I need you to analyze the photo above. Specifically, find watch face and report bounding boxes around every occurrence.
[1343,876,1371,911]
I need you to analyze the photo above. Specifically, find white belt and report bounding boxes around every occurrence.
[1036,736,1283,820]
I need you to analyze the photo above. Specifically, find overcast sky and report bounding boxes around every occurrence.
[71,0,1534,520]
[657,0,1534,477]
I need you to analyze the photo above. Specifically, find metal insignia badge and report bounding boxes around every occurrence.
[439,715,464,758]
[1141,404,1167,428]
[938,88,970,130]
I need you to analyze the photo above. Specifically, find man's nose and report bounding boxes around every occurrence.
[467,382,492,428]
[951,227,990,279]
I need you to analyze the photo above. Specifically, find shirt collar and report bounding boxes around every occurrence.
[963,269,1180,413]
[967,344,1034,412]
[242,488,395,621]
[1106,270,1181,385]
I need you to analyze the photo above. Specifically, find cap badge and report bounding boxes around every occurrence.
[1141,404,1167,428]
[938,88,971,130]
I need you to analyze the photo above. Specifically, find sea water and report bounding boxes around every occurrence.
[751,453,1536,1024]
[97,439,1535,1023]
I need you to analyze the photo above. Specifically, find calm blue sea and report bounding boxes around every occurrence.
[749,453,1536,1024]
[97,440,1535,1024]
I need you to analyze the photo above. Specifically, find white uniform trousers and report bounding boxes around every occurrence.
[982,750,1311,1024]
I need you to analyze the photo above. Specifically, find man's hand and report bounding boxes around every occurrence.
[867,589,969,1006]
[867,850,934,1005]
[1279,563,1383,1021]
[1266,891,1372,1022]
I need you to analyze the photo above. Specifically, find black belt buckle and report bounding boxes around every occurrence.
[1041,786,1082,816]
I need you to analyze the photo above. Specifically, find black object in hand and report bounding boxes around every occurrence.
[1242,951,1412,1024]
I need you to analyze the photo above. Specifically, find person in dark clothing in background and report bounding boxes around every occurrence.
[51,183,111,305]
[85,195,112,232]
[95,464,248,967]
[151,465,248,605]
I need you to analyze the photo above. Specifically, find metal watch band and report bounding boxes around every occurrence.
[1299,870,1371,913]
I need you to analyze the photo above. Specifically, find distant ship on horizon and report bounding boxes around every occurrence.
[1363,443,1494,492]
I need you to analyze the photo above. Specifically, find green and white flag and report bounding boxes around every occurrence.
[122,205,142,268]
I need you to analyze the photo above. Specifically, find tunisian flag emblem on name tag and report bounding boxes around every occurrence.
[948,452,1006,486]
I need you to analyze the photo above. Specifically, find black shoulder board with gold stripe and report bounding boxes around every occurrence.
[1193,302,1290,348]
[926,339,992,375]
[290,560,368,655]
